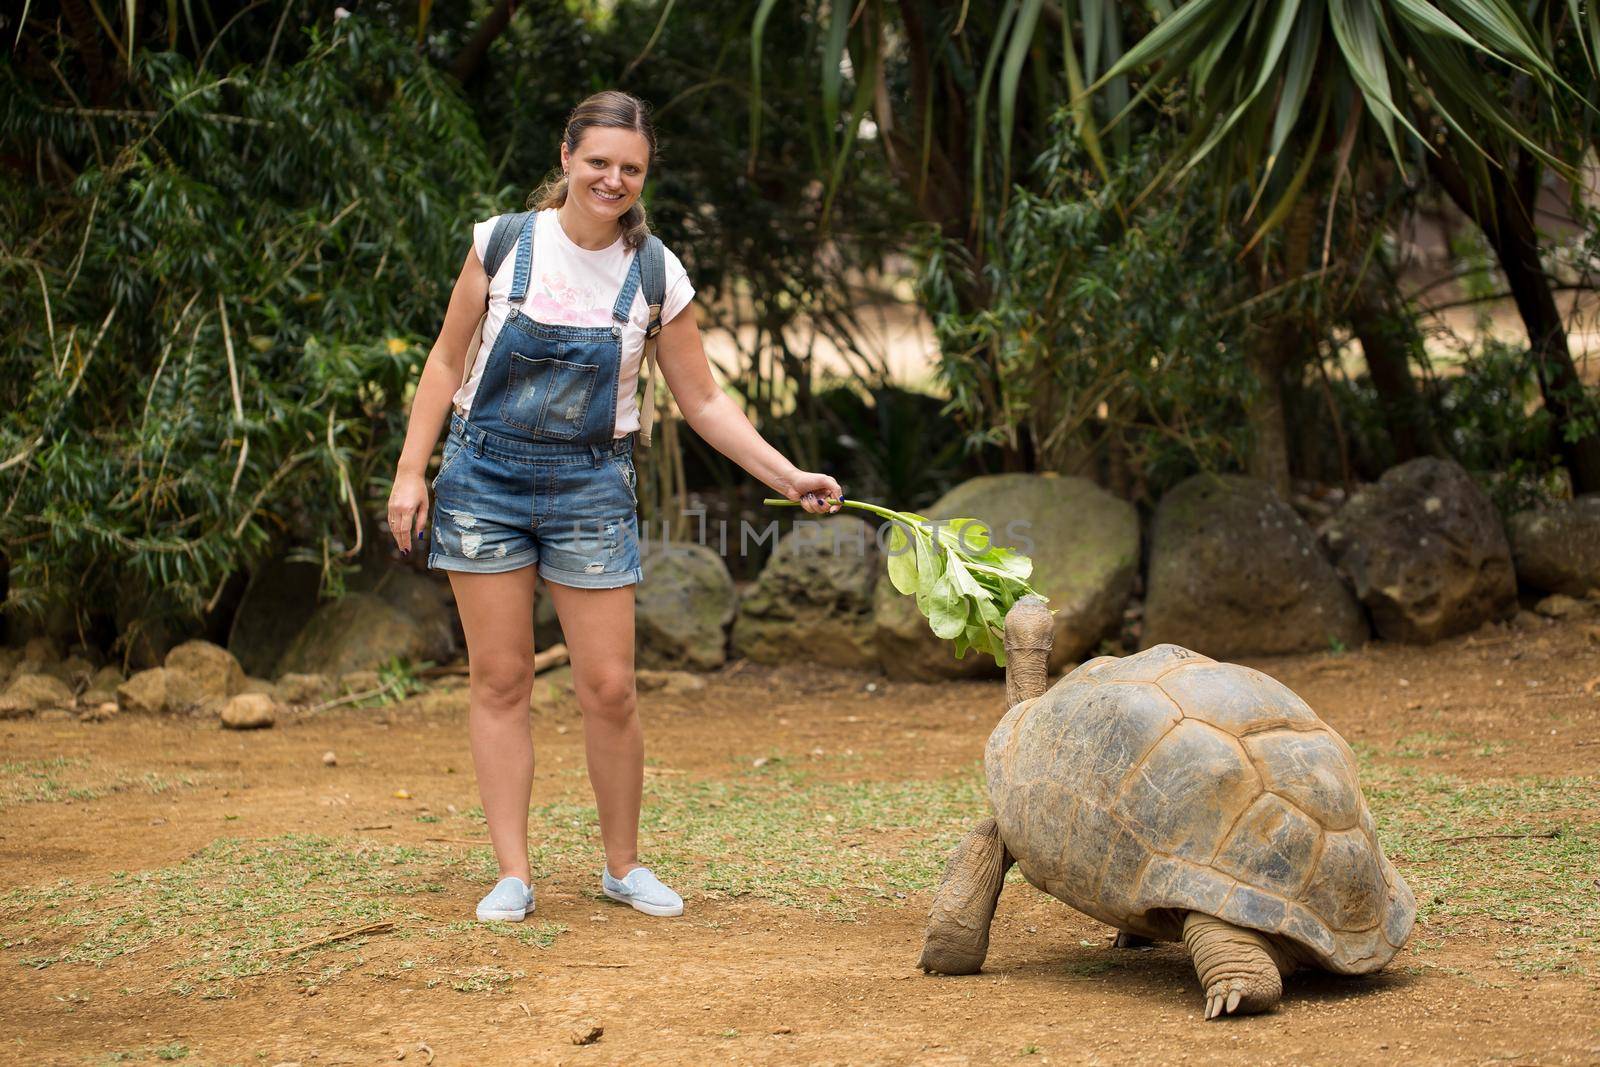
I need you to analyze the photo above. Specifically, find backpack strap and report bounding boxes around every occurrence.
[459,211,534,396]
[634,235,667,448]
[483,210,532,281]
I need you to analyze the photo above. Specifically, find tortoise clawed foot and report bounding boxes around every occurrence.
[1184,913,1287,1021]
[1203,977,1274,1020]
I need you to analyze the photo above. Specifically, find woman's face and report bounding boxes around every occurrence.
[560,127,650,229]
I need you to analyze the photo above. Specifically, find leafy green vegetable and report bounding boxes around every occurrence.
[763,497,1049,666]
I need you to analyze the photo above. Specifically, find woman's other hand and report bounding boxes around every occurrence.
[388,470,430,558]
[782,471,843,514]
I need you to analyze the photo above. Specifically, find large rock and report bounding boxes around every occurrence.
[275,592,447,678]
[359,568,458,666]
[873,474,1139,679]
[80,665,124,707]
[117,668,168,715]
[636,542,736,671]
[733,516,880,670]
[1508,496,1600,597]
[1142,475,1367,657]
[0,672,76,718]
[219,692,278,730]
[164,640,247,713]
[226,557,327,678]
[1322,457,1516,642]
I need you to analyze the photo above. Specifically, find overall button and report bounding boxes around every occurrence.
[610,324,622,338]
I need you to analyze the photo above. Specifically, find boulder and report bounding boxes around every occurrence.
[533,664,577,709]
[48,654,98,692]
[0,672,76,718]
[80,664,124,706]
[117,668,168,715]
[0,648,23,687]
[636,542,737,671]
[275,593,442,678]
[1322,457,1516,642]
[337,670,384,696]
[636,668,709,696]
[733,515,879,670]
[226,557,327,678]
[275,673,334,705]
[360,568,457,665]
[1533,593,1599,620]
[534,579,565,650]
[164,640,247,713]
[874,474,1139,679]
[1508,496,1600,597]
[219,692,277,730]
[79,701,118,723]
[21,636,61,665]
[1142,475,1368,657]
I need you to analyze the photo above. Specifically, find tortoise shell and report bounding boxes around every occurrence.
[985,643,1414,973]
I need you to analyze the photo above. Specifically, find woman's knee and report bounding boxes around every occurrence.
[470,659,534,711]
[576,672,637,722]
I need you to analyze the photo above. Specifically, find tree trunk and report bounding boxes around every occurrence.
[451,0,517,85]
[1246,340,1292,498]
[1428,151,1600,494]
[1347,285,1440,463]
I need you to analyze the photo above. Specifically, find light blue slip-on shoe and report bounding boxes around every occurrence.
[601,866,683,917]
[475,876,535,921]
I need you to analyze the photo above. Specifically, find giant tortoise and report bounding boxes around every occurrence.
[919,596,1415,1019]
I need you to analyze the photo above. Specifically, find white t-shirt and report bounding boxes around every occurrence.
[452,209,695,437]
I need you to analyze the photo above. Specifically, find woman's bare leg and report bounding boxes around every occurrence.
[448,566,540,885]
[541,581,641,879]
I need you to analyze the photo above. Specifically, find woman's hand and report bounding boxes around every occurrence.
[388,470,430,558]
[780,470,844,515]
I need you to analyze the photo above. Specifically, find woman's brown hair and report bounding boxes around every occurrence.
[530,90,657,250]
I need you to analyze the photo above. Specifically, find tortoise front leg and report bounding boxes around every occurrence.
[918,817,1013,975]
[1182,913,1296,1019]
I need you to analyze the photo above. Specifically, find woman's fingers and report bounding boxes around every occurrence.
[389,504,415,555]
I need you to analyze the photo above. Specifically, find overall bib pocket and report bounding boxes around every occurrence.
[501,352,598,440]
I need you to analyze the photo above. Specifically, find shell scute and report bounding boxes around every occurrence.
[1084,643,1210,683]
[1112,719,1260,862]
[1243,729,1361,831]
[1218,883,1291,935]
[1157,661,1318,735]
[1303,829,1387,932]
[1213,793,1322,897]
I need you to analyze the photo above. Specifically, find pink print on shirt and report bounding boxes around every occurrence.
[526,270,619,328]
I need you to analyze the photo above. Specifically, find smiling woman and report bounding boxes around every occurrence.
[383,89,844,932]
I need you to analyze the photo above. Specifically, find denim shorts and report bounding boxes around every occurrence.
[427,411,643,588]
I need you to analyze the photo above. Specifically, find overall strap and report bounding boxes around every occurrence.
[609,252,644,324]
[507,210,539,303]
[634,235,668,448]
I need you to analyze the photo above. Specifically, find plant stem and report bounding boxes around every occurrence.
[762,497,904,523]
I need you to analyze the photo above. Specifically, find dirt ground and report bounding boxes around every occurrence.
[2,616,1598,1066]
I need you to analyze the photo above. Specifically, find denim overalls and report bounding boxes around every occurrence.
[426,213,643,587]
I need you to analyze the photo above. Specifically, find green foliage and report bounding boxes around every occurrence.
[921,119,1257,494]
[881,511,1046,665]
[1,12,495,646]
[764,495,1046,665]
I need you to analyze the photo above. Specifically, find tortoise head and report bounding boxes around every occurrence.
[1002,594,1053,711]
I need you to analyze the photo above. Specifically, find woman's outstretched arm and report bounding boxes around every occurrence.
[655,304,842,516]
[387,246,489,556]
